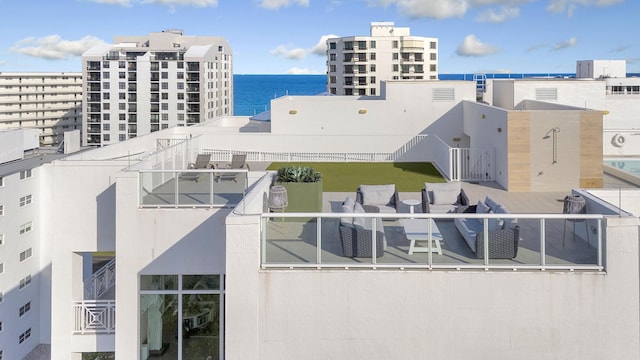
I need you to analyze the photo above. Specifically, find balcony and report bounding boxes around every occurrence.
[72,300,115,334]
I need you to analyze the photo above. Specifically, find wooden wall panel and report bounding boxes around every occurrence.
[507,112,531,191]
[580,112,603,188]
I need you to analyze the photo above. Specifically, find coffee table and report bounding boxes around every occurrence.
[401,218,443,255]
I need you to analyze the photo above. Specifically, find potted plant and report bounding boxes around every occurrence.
[274,166,323,215]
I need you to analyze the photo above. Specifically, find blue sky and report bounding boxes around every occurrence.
[0,0,637,74]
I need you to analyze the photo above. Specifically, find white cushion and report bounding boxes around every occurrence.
[343,196,355,211]
[353,201,365,214]
[360,184,395,206]
[353,203,366,228]
[425,182,460,205]
[432,188,459,205]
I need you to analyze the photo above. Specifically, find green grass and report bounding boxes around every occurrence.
[266,162,445,192]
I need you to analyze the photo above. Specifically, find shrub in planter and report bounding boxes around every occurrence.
[274,166,323,214]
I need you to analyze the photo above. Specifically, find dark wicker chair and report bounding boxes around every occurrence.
[473,226,520,259]
[339,222,385,258]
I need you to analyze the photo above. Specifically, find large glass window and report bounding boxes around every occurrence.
[140,274,223,360]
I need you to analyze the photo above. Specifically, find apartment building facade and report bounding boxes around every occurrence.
[81,29,233,147]
[326,22,438,96]
[0,129,62,360]
[0,73,82,146]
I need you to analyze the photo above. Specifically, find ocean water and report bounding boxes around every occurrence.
[234,74,326,116]
[233,72,640,117]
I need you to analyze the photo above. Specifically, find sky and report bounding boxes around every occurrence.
[0,0,638,75]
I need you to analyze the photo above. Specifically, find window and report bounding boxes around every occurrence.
[177,72,184,79]
[103,92,110,100]
[177,82,184,90]
[20,248,32,262]
[161,103,168,111]
[177,93,184,100]
[119,114,126,121]
[18,328,31,344]
[177,114,184,121]
[103,82,110,90]
[161,124,169,129]
[119,134,126,141]
[19,301,31,317]
[19,275,31,289]
[0,321,2,332]
[393,64,399,72]
[329,42,336,50]
[177,62,184,69]
[370,64,376,72]
[102,61,109,68]
[119,72,125,79]
[161,61,168,69]
[370,76,376,84]
[20,169,32,179]
[161,72,168,79]
[162,114,169,121]
[392,53,399,60]
[119,82,126,90]
[0,205,3,216]
[119,92,126,100]
[103,103,110,110]
[370,53,376,61]
[103,113,110,121]
[392,40,398,49]
[119,61,125,68]
[19,195,32,207]
[0,234,3,245]
[119,124,126,131]
[370,40,376,49]
[430,53,437,61]
[103,134,110,141]
[0,176,3,186]
[161,82,168,90]
[19,222,32,235]
[430,41,437,49]
[0,263,3,274]
[370,88,376,95]
[119,103,126,110]
[103,124,110,131]
[161,93,168,100]
[102,72,110,79]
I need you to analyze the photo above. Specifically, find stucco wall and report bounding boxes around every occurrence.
[225,215,639,360]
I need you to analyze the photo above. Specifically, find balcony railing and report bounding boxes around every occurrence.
[84,258,115,300]
[261,212,604,271]
[139,170,248,208]
[72,300,115,334]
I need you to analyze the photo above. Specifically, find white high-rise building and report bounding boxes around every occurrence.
[0,73,82,146]
[81,29,233,146]
[326,22,438,96]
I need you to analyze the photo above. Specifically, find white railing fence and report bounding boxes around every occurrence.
[84,258,116,300]
[72,300,116,334]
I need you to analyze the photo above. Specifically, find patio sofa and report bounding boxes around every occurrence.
[356,184,400,216]
[454,196,520,259]
[338,197,385,258]
[421,182,470,213]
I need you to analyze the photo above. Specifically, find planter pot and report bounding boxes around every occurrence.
[275,179,323,219]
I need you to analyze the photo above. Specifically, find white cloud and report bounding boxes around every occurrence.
[259,0,310,10]
[286,67,322,74]
[455,34,500,57]
[367,0,532,20]
[526,43,548,52]
[270,45,308,60]
[10,35,106,60]
[610,45,630,53]
[86,0,132,5]
[476,5,519,22]
[310,34,339,56]
[552,37,577,50]
[86,0,219,6]
[547,0,623,16]
[141,0,218,6]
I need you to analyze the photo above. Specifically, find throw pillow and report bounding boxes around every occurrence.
[340,198,354,227]
[476,200,491,214]
[343,196,355,211]
[484,196,501,212]
[432,188,459,205]
[353,201,365,214]
[360,184,395,206]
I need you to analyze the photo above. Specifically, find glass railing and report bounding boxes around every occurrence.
[139,170,248,208]
[260,212,604,271]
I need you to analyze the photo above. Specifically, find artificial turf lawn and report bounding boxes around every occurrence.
[266,162,445,192]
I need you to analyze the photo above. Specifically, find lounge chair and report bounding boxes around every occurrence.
[182,154,213,182]
[216,154,250,182]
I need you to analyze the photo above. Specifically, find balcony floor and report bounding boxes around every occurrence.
[264,182,603,268]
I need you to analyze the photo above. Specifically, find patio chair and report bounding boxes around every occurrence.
[216,154,250,182]
[355,184,400,217]
[181,154,213,182]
